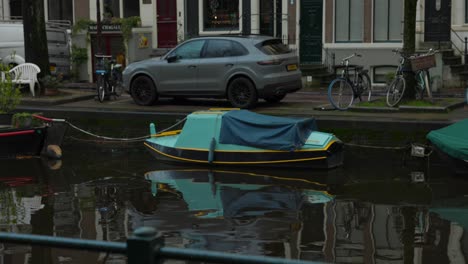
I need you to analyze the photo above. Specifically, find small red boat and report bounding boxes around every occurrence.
[0,115,67,159]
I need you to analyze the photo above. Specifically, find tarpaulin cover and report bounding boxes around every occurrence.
[219,110,316,151]
[427,119,468,161]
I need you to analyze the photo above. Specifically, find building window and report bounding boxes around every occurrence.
[373,66,397,84]
[9,0,22,18]
[374,0,403,42]
[123,0,140,18]
[466,0,468,23]
[103,0,120,21]
[203,0,240,31]
[335,0,364,42]
[48,0,73,22]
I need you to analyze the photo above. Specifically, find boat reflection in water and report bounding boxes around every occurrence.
[140,168,468,263]
[143,168,334,257]
[1,157,468,263]
[146,169,334,219]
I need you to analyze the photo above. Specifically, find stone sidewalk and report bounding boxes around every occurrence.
[16,85,468,126]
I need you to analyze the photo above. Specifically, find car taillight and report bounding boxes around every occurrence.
[257,59,284,65]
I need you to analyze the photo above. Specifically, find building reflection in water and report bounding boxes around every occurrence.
[0,162,467,264]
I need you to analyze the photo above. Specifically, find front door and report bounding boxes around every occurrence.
[424,0,451,42]
[300,0,322,64]
[157,0,177,48]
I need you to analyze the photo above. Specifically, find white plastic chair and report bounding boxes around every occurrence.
[9,63,41,97]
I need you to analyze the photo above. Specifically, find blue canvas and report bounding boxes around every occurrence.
[219,110,317,151]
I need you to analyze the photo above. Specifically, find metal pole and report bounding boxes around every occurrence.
[0,232,126,253]
[96,0,102,54]
[465,37,467,65]
[127,227,164,264]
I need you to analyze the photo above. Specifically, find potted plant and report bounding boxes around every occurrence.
[40,74,63,96]
[0,66,22,125]
[11,112,43,128]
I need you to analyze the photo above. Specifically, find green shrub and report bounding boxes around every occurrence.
[11,112,44,128]
[0,65,21,113]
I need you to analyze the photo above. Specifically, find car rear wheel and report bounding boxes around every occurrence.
[264,93,286,103]
[227,77,258,109]
[131,75,158,106]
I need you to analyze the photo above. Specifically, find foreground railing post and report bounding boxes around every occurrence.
[127,227,164,264]
[465,37,468,65]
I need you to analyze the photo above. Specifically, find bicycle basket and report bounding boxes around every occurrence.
[410,54,436,71]
[95,57,110,72]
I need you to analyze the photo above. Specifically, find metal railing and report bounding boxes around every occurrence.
[415,20,468,65]
[0,227,325,264]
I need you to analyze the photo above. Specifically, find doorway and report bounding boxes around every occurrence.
[299,0,323,64]
[157,0,178,48]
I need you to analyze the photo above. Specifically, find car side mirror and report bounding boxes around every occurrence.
[166,54,178,63]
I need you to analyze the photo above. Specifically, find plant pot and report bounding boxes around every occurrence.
[44,88,60,96]
[0,113,13,126]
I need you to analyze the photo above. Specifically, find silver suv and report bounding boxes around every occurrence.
[122,35,302,108]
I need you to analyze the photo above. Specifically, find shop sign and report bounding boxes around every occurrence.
[88,24,122,33]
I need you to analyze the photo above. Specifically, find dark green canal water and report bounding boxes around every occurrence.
[0,116,467,264]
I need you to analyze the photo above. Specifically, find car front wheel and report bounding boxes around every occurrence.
[227,77,258,109]
[131,75,158,106]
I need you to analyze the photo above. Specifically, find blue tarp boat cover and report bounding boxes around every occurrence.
[219,110,317,151]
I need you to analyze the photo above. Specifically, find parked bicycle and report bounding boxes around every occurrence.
[386,49,437,107]
[95,54,123,102]
[327,53,371,110]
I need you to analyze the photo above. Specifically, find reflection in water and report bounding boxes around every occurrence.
[0,141,467,263]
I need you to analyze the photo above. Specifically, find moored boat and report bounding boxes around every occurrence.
[0,115,67,159]
[144,109,344,169]
[426,119,468,174]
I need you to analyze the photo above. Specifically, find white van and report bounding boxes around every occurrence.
[0,20,71,76]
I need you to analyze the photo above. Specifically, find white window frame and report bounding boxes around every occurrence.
[373,0,403,42]
[334,0,364,42]
[198,0,243,35]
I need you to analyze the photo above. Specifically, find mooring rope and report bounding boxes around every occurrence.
[65,117,187,142]
[32,114,187,142]
[343,142,409,150]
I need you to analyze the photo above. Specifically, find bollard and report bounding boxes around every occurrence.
[150,123,156,136]
[127,227,164,264]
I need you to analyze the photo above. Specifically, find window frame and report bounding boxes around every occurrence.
[198,0,243,35]
[373,0,403,42]
[334,0,364,43]
[373,65,398,84]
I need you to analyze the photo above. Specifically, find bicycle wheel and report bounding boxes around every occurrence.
[415,83,425,100]
[386,76,406,107]
[358,72,372,102]
[97,75,106,102]
[112,70,123,97]
[328,78,354,110]
[418,69,432,100]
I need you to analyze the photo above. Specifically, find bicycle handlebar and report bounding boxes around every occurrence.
[392,48,438,57]
[341,53,362,63]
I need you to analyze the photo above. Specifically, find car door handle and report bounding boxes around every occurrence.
[188,65,197,68]
[225,63,233,67]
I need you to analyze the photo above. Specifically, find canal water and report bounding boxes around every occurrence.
[0,115,467,264]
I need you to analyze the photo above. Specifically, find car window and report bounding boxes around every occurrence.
[171,40,206,59]
[256,39,291,55]
[204,40,248,58]
[231,41,248,56]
